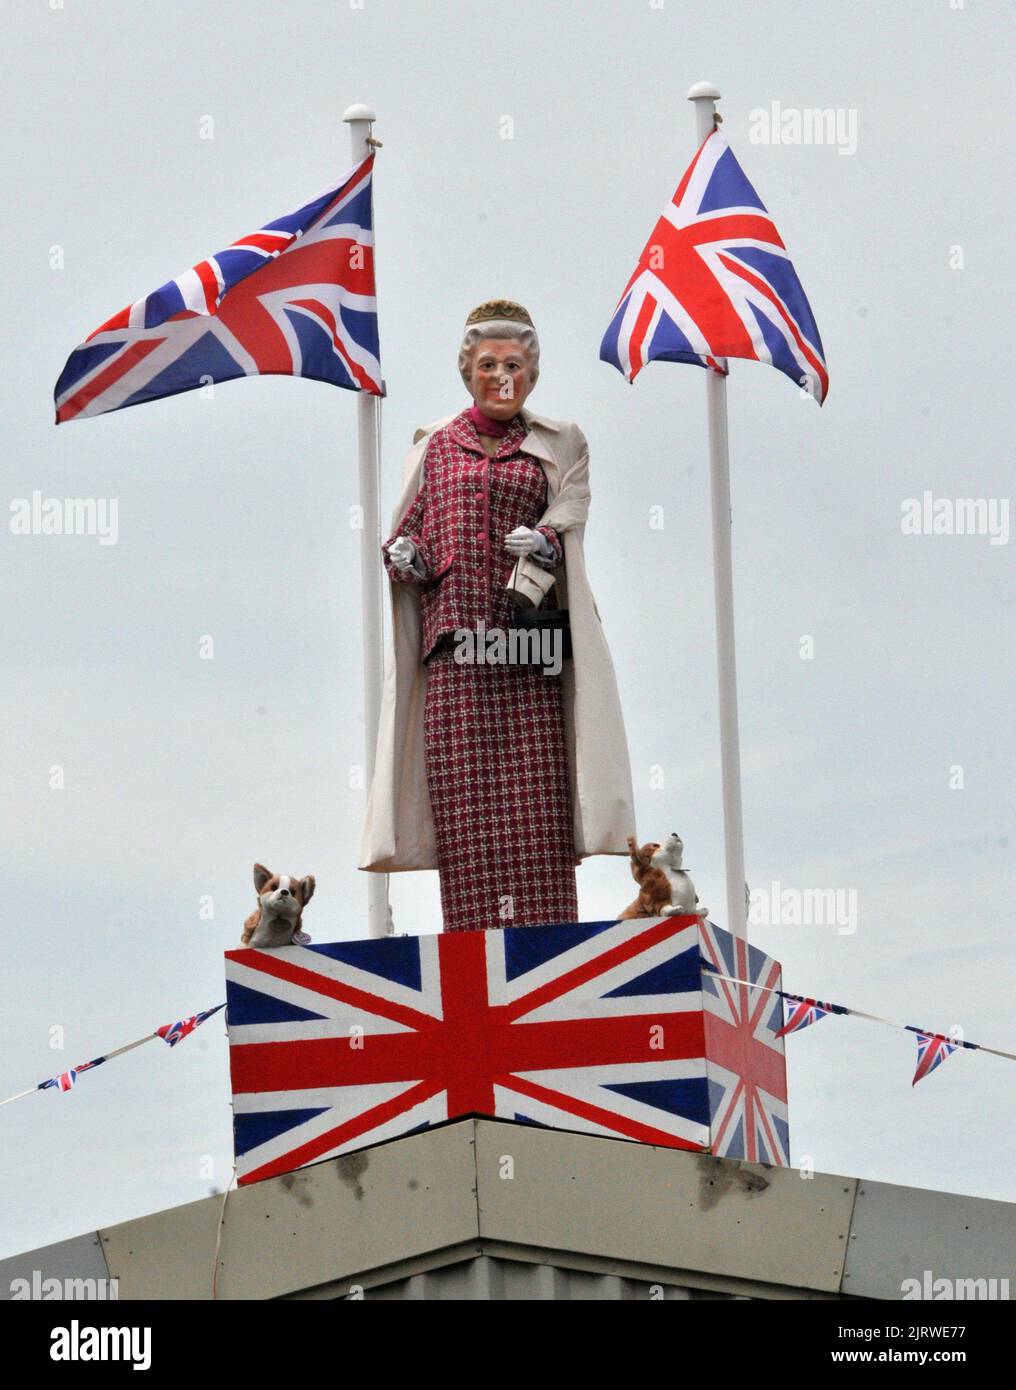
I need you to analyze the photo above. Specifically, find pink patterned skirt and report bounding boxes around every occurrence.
[423,648,578,932]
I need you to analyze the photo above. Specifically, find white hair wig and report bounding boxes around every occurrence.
[458,319,540,389]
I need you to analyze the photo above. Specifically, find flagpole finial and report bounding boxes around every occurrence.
[342,103,377,123]
[688,83,722,143]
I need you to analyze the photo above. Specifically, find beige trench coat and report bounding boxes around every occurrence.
[359,405,636,872]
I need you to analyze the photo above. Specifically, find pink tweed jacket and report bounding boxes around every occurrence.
[381,409,562,659]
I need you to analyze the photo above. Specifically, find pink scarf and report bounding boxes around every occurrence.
[467,403,514,437]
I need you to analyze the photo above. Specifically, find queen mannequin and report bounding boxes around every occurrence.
[359,300,636,931]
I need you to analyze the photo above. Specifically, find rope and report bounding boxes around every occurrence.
[705,969,1013,1060]
[211,1165,237,1301]
[0,1031,160,1107]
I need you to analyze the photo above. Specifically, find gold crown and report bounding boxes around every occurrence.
[465,299,534,328]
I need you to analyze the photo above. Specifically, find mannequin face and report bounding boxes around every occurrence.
[468,338,534,420]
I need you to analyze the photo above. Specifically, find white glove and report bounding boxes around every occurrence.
[504,526,553,558]
[387,536,418,572]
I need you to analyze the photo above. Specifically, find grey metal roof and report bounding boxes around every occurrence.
[3,1117,1014,1300]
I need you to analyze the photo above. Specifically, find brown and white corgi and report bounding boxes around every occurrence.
[241,863,315,948]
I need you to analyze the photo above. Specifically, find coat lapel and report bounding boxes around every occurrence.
[518,409,563,498]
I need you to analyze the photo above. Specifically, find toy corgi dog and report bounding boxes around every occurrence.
[241,863,315,948]
[617,833,708,921]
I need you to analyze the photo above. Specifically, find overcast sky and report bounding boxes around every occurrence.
[2,0,1012,1259]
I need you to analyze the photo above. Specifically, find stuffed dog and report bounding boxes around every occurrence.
[241,863,315,948]
[617,833,708,921]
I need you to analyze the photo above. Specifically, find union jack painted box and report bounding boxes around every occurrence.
[224,915,789,1186]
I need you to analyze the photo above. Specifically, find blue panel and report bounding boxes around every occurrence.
[604,942,701,997]
[698,146,768,216]
[311,937,422,992]
[265,183,346,236]
[772,1114,790,1159]
[502,920,620,982]
[233,1107,326,1156]
[323,181,372,232]
[214,248,271,297]
[339,302,380,361]
[764,994,784,1035]
[54,339,124,397]
[706,923,736,977]
[725,1115,745,1157]
[605,1077,710,1127]
[647,309,706,368]
[283,306,356,388]
[119,329,244,409]
[226,979,326,1025]
[706,1077,727,1120]
[144,278,187,327]
[748,301,804,389]
[746,936,775,980]
[723,244,823,355]
[598,299,627,370]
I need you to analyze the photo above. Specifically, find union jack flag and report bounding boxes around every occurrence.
[600,129,828,402]
[910,1029,960,1086]
[38,1058,105,1092]
[225,917,789,1186]
[157,1003,225,1048]
[54,156,381,424]
[697,921,790,1165]
[776,993,844,1037]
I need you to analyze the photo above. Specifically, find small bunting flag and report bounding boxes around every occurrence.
[775,995,839,1037]
[911,1030,960,1086]
[157,1003,225,1048]
[38,1069,79,1093]
[38,1057,105,1093]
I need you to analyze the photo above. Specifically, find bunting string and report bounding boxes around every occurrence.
[0,1003,225,1108]
[3,965,1011,1106]
[701,963,1015,1084]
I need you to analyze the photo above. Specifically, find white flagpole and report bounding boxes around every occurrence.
[688,81,748,942]
[343,103,390,938]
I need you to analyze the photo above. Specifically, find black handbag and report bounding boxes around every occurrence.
[508,564,572,669]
